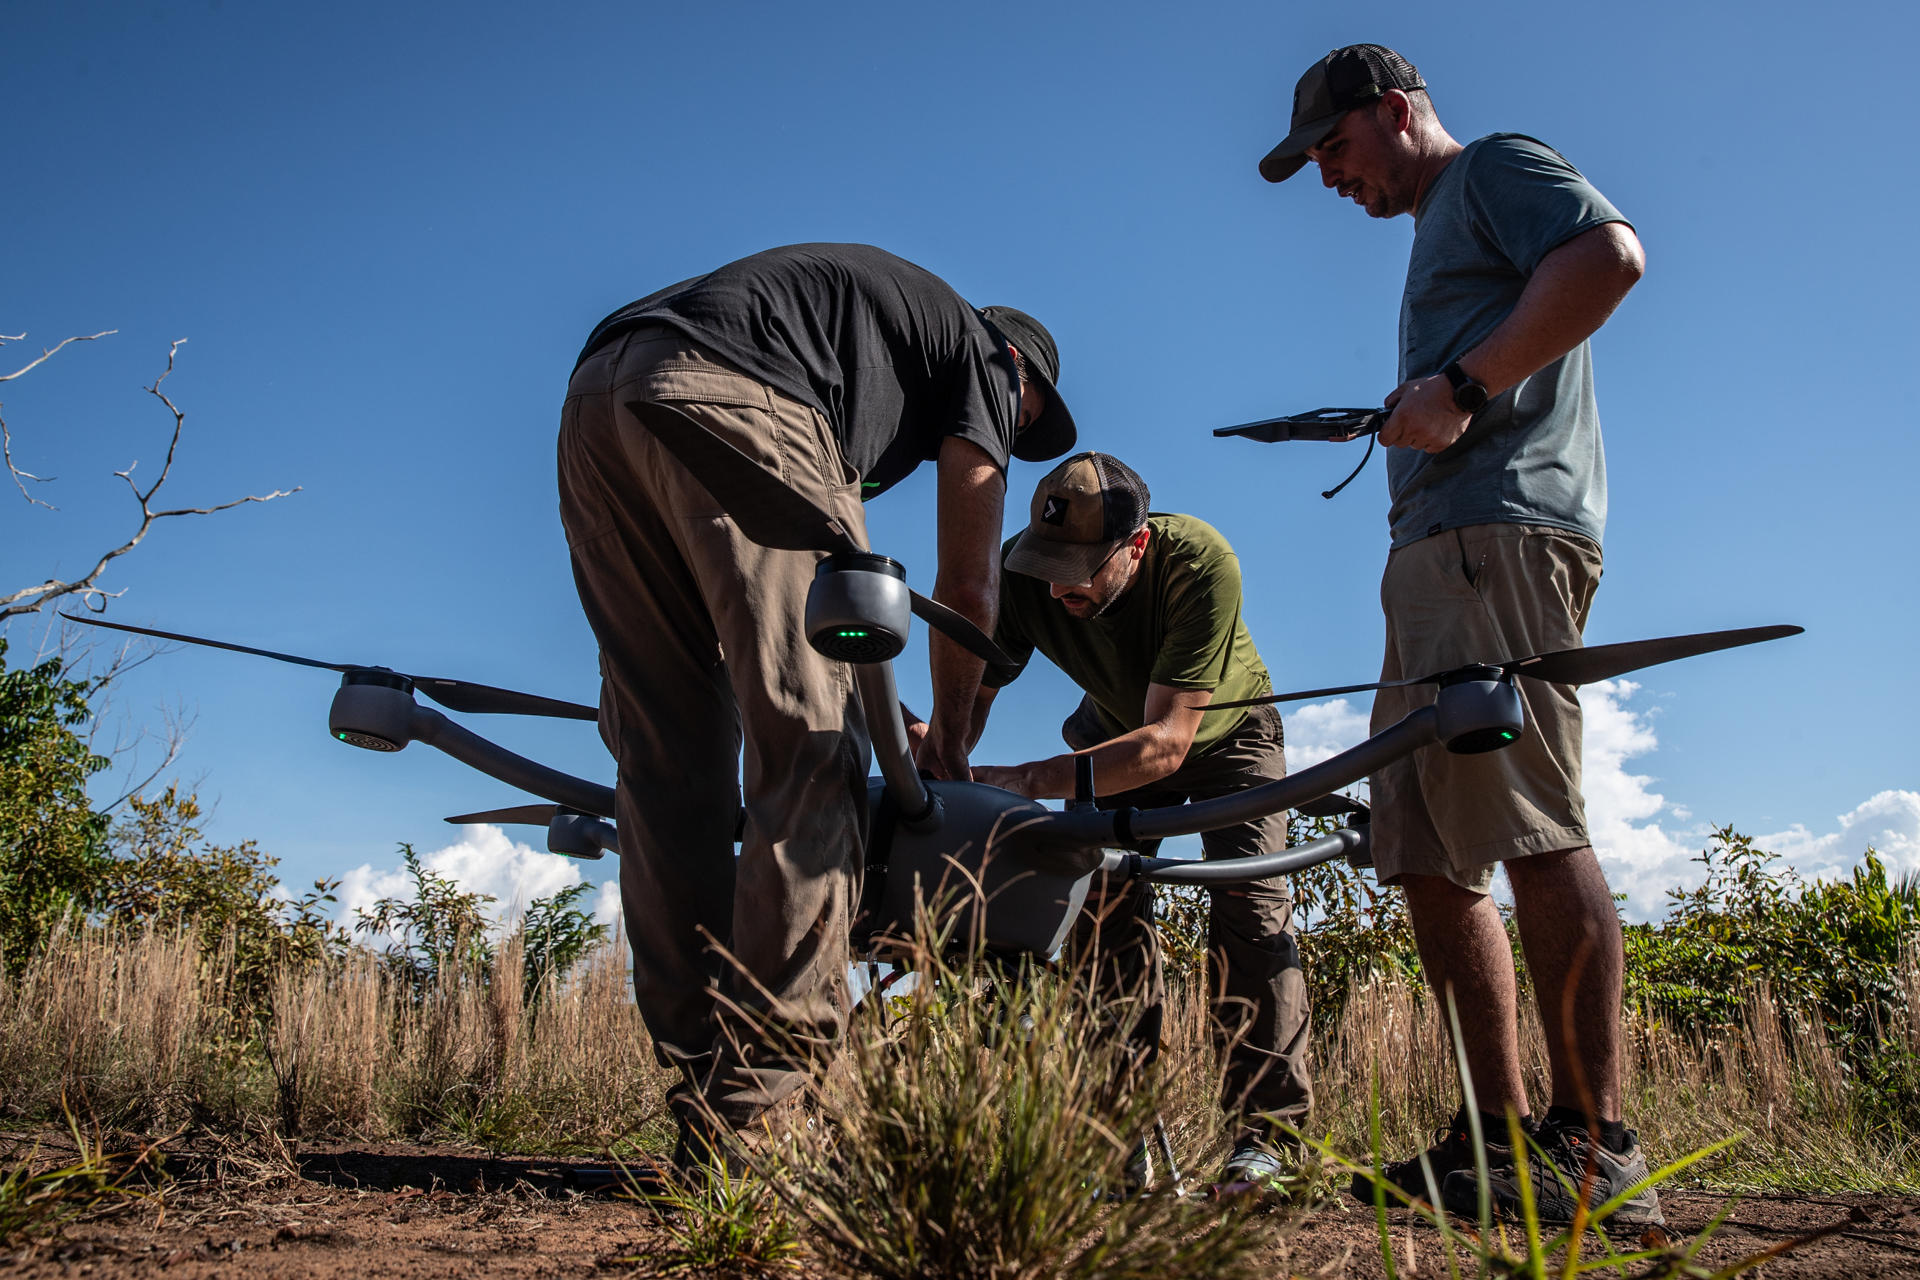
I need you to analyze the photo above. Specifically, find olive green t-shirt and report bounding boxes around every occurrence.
[984,513,1272,759]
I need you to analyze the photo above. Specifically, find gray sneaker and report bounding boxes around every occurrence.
[1442,1120,1665,1227]
[1216,1136,1292,1192]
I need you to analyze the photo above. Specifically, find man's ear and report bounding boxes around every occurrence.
[1380,89,1415,136]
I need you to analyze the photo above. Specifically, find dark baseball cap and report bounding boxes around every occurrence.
[1259,44,1426,183]
[979,305,1078,463]
[1005,451,1151,585]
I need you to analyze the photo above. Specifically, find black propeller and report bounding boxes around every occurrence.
[1295,792,1369,820]
[631,400,1023,680]
[63,614,599,721]
[445,804,561,826]
[1207,624,1805,712]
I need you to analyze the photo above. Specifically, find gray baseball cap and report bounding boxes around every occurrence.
[1259,44,1425,183]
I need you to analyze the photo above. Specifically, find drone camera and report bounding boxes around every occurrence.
[1433,667,1526,754]
[328,671,419,753]
[806,552,911,664]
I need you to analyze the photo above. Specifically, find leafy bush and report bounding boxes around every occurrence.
[1625,825,1920,1131]
[98,786,346,1023]
[355,844,609,1001]
[355,843,497,990]
[519,881,609,1002]
[0,639,111,964]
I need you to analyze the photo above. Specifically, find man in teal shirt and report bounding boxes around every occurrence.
[921,450,1311,1187]
[1258,44,1653,1224]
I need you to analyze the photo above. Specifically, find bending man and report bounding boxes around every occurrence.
[925,450,1311,1188]
[559,243,1075,1166]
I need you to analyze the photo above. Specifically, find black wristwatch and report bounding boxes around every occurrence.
[1442,360,1489,413]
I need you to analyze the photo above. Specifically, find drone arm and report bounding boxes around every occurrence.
[1009,705,1437,856]
[408,705,617,818]
[1100,826,1368,885]
[1130,706,1435,842]
[851,662,936,829]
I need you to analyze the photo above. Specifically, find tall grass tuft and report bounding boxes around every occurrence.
[759,931,1296,1280]
[0,924,244,1129]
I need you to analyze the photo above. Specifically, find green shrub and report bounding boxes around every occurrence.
[1625,825,1920,1132]
[0,639,112,964]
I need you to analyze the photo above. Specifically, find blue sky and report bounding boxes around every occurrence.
[6,0,1915,923]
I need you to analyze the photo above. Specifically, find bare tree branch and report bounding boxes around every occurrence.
[0,329,116,382]
[2,333,300,622]
[1,331,115,507]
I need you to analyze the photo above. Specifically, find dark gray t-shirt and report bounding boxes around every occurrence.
[577,243,1020,499]
[1390,135,1630,549]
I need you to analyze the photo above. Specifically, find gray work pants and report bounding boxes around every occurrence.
[557,327,871,1126]
[1062,700,1313,1137]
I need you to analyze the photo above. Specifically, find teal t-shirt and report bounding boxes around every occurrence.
[1390,134,1631,550]
[984,513,1271,759]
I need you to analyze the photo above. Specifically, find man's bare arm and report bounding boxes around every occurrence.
[903,682,998,756]
[971,683,1210,800]
[914,436,1005,781]
[1381,221,1646,453]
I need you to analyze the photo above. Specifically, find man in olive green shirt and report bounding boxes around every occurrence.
[934,451,1311,1186]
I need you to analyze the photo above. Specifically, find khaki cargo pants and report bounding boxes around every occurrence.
[558,326,871,1126]
[1062,699,1313,1137]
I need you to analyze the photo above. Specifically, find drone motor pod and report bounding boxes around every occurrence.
[806,553,911,663]
[328,671,419,751]
[1433,667,1526,754]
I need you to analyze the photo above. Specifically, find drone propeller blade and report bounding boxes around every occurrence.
[64,613,598,721]
[1205,676,1421,711]
[1206,623,1805,712]
[628,400,862,555]
[907,590,1022,684]
[411,679,598,721]
[445,804,558,826]
[1502,624,1804,687]
[63,613,350,671]
[1295,792,1369,820]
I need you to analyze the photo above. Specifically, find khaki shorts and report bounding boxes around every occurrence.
[1368,523,1602,893]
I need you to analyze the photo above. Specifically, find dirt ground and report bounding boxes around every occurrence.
[4,1138,1918,1279]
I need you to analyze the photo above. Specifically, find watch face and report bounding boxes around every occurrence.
[1455,382,1488,413]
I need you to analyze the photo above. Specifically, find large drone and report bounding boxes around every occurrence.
[67,405,1800,961]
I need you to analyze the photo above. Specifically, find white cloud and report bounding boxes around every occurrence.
[1577,683,1915,916]
[1757,791,1920,882]
[337,824,609,948]
[1284,698,1370,770]
[1280,682,1912,920]
[1580,680,1700,914]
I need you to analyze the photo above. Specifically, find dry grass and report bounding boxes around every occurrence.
[0,926,1914,1196]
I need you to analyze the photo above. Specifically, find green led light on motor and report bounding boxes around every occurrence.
[1500,730,1516,741]
[837,629,870,638]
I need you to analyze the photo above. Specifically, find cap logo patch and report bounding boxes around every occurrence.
[1041,495,1069,526]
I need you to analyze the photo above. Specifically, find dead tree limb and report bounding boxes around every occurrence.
[1,333,300,622]
[1,330,115,506]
